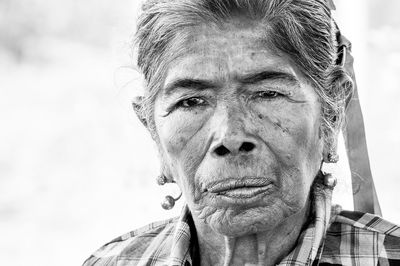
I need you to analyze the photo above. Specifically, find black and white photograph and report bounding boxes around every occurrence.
[1,0,400,265]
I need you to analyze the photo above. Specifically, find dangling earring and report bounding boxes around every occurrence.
[161,193,182,210]
[321,148,338,189]
[156,174,182,210]
[322,172,337,189]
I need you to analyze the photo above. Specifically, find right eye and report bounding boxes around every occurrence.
[253,90,282,100]
[176,97,206,109]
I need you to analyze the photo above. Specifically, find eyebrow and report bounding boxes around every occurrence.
[164,79,217,96]
[164,70,300,95]
[237,70,300,86]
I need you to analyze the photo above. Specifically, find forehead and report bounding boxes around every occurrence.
[163,21,307,87]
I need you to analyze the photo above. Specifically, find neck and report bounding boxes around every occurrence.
[193,206,310,266]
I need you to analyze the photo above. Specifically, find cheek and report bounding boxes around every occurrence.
[157,112,204,155]
[251,101,322,193]
[255,102,321,155]
[155,110,211,187]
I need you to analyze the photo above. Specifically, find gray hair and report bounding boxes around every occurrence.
[134,0,353,147]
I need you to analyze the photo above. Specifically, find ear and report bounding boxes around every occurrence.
[132,96,148,127]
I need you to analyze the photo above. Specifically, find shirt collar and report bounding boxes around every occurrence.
[278,178,336,266]
[168,205,193,265]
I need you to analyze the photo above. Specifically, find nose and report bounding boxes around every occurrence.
[213,141,256,157]
[210,107,258,157]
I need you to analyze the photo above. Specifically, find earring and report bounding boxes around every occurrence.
[156,174,168,185]
[323,172,337,189]
[327,152,339,163]
[156,174,182,210]
[161,193,182,210]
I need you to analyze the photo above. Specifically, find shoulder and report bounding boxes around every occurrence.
[82,217,179,266]
[320,210,400,266]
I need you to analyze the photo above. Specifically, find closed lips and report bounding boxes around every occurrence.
[205,177,273,194]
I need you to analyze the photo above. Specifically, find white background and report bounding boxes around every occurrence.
[0,0,399,265]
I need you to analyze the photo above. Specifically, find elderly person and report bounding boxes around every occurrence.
[84,0,400,265]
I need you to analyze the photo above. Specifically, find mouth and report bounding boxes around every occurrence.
[205,177,274,199]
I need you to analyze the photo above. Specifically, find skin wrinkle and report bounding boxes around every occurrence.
[156,101,211,189]
[136,0,352,150]
[196,164,303,236]
[255,113,299,169]
[206,198,306,265]
[244,97,300,165]
[153,20,324,265]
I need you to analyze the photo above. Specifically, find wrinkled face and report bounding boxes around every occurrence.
[153,21,324,236]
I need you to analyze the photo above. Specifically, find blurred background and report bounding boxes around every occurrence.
[0,0,399,265]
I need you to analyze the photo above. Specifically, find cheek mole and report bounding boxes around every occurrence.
[274,120,289,134]
[178,136,186,145]
[166,135,187,154]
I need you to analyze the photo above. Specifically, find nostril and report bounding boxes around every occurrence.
[239,142,255,153]
[214,145,230,156]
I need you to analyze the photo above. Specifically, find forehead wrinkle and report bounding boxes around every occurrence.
[157,16,320,97]
[162,21,308,97]
[164,47,293,90]
[166,21,267,62]
[163,53,230,95]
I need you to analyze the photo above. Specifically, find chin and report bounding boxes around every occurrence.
[202,204,296,237]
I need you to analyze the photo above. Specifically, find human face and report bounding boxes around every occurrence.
[153,21,324,236]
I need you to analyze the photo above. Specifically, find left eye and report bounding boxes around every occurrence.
[176,97,206,108]
[255,90,281,99]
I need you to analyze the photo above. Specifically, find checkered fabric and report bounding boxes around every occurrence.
[83,183,400,266]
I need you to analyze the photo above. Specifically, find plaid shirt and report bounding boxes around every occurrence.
[83,182,400,266]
